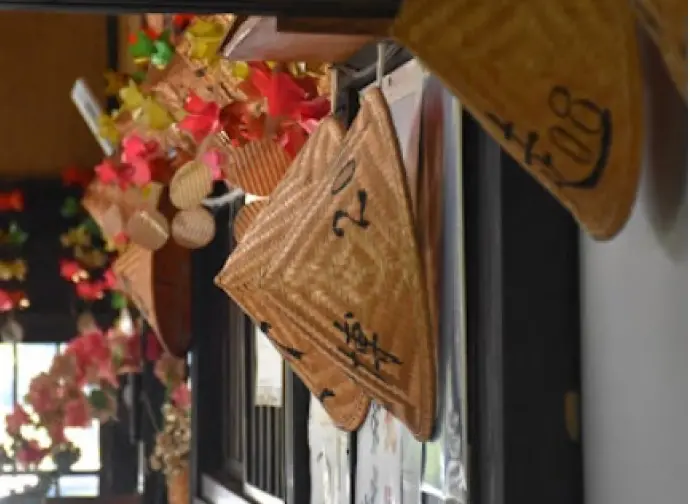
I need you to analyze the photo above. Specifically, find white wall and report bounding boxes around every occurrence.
[581,35,688,504]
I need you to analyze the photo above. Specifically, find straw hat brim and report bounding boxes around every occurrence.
[391,0,644,239]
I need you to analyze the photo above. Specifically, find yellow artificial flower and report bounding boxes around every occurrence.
[97,114,120,144]
[119,80,145,112]
[141,98,173,131]
[185,18,225,65]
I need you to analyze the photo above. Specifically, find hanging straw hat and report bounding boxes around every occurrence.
[390,0,644,240]
[203,135,292,197]
[233,200,269,243]
[631,0,687,101]
[112,189,192,357]
[217,89,436,440]
[216,117,372,431]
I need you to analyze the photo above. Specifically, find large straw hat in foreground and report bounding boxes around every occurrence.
[217,89,437,440]
[391,0,644,239]
[216,117,371,431]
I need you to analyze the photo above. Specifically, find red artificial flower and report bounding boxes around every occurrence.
[62,166,93,188]
[0,189,24,212]
[145,332,164,362]
[59,259,84,283]
[76,280,105,301]
[178,92,222,143]
[26,373,59,415]
[47,421,67,445]
[248,62,309,118]
[171,383,191,410]
[101,269,117,290]
[0,289,13,312]
[5,404,30,437]
[172,14,195,30]
[94,159,120,185]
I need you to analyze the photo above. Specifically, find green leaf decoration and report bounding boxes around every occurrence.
[129,30,156,60]
[60,197,80,218]
[88,389,109,411]
[111,292,128,310]
[7,221,28,246]
[151,39,175,69]
[80,217,101,237]
[131,70,147,84]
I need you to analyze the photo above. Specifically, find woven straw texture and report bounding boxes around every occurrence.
[171,207,216,249]
[218,90,436,440]
[112,190,192,357]
[82,181,164,239]
[632,0,687,101]
[220,139,292,196]
[233,200,269,243]
[169,160,214,210]
[391,0,644,240]
[113,243,159,336]
[125,208,170,251]
[216,117,371,431]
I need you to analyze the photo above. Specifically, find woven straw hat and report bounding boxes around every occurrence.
[216,117,372,431]
[204,135,292,197]
[632,0,687,101]
[390,0,644,239]
[233,200,269,243]
[112,189,192,357]
[218,89,436,440]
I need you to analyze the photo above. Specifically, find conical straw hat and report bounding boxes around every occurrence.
[216,117,372,431]
[390,0,644,239]
[113,190,192,357]
[233,200,269,243]
[169,160,214,210]
[220,89,436,440]
[171,206,216,249]
[631,0,687,101]
[219,138,291,196]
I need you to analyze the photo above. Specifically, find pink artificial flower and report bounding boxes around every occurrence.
[5,404,30,437]
[26,373,58,415]
[46,421,67,445]
[49,353,78,383]
[16,440,47,467]
[101,269,117,290]
[59,259,84,282]
[94,159,120,185]
[64,396,90,428]
[171,383,191,410]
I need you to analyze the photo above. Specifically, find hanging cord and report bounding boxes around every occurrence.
[202,186,245,209]
[376,42,387,87]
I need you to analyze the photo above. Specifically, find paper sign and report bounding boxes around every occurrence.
[70,78,115,156]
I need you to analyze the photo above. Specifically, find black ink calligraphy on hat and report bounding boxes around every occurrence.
[216,117,372,431]
[239,89,437,440]
[390,0,644,239]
